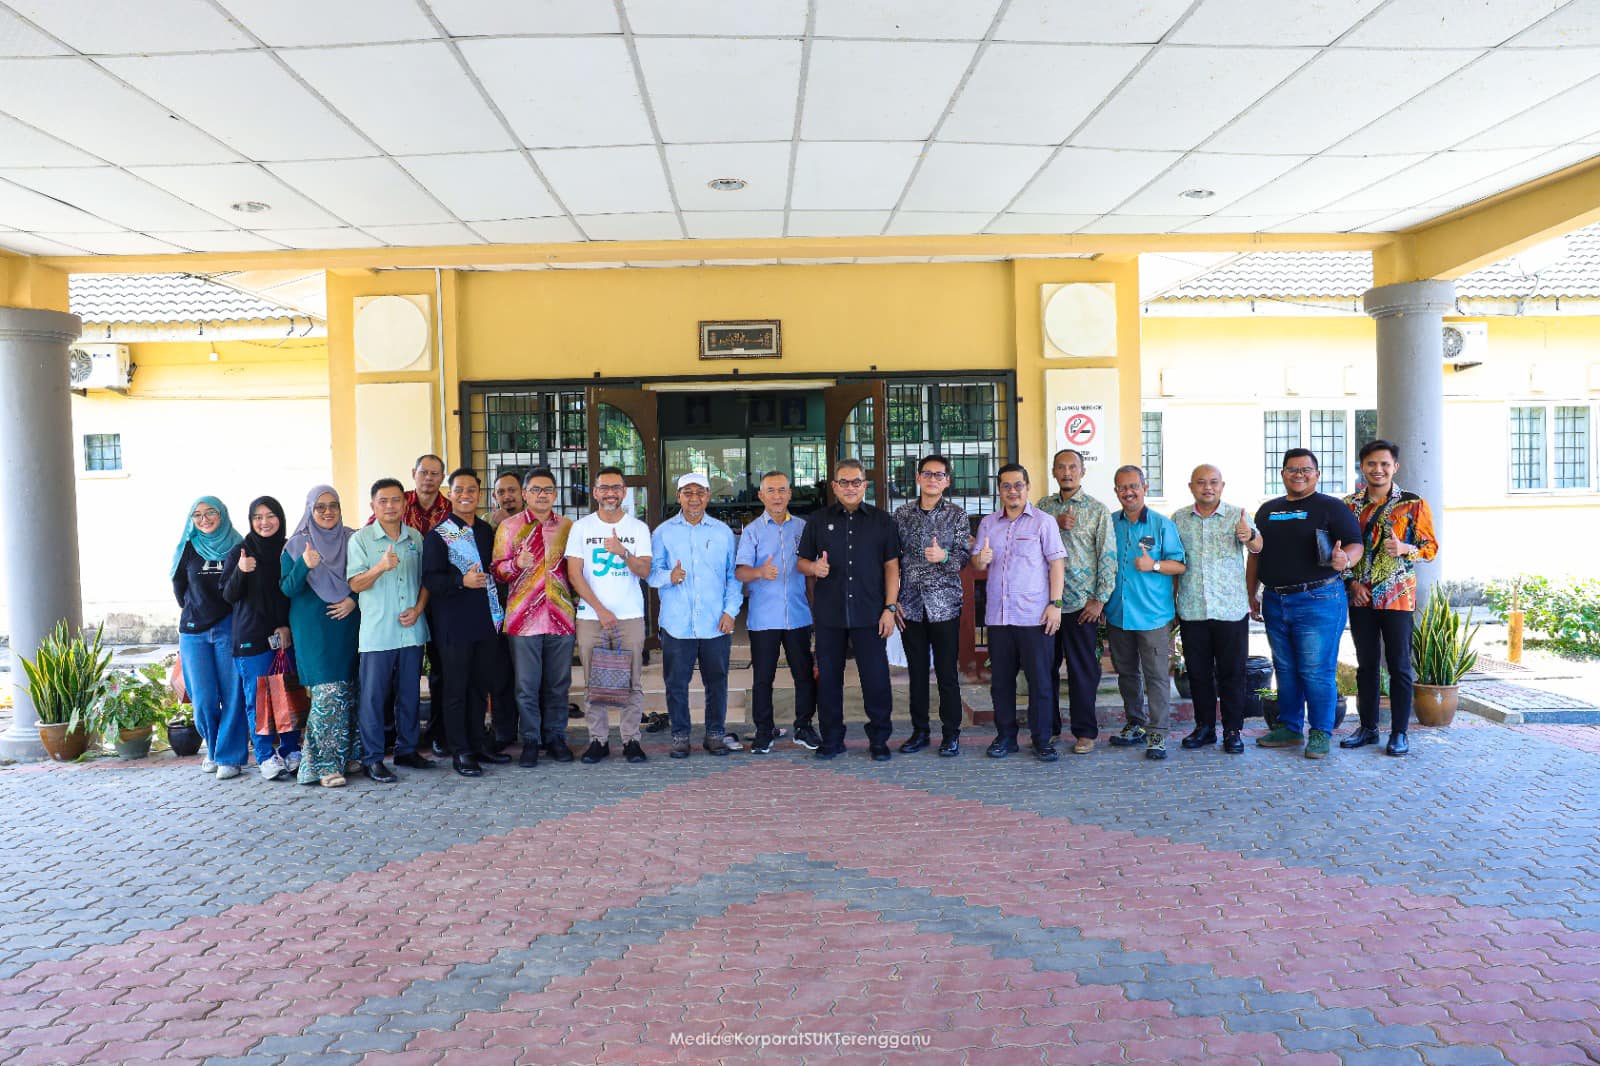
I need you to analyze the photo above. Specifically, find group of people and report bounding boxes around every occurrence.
[170,437,1436,786]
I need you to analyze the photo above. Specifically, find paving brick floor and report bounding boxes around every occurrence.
[4,716,1600,1065]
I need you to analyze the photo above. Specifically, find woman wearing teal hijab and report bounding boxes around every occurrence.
[172,496,250,779]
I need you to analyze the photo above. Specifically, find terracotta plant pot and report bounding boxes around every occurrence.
[37,722,89,762]
[115,725,154,760]
[1413,684,1459,727]
[166,722,202,757]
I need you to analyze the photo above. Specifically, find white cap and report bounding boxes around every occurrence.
[676,472,710,490]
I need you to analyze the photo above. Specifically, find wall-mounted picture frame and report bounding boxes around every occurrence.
[700,320,781,359]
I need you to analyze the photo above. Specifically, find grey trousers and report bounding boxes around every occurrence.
[1106,624,1172,734]
[508,632,575,746]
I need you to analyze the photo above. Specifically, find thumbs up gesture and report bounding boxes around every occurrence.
[813,550,831,578]
[1331,539,1351,571]
[1134,544,1157,572]
[381,543,399,572]
[1235,512,1253,544]
[237,550,256,574]
[302,546,321,569]
[603,526,626,558]
[1056,509,1076,532]
[975,537,994,569]
[758,554,779,581]
[924,535,946,563]
[670,559,686,585]
[515,536,536,570]
[463,562,488,589]
[1383,531,1409,558]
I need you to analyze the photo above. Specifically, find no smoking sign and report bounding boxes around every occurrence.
[1062,412,1096,446]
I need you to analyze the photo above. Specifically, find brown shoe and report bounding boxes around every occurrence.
[1071,737,1095,755]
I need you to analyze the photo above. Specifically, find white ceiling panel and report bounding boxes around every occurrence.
[1169,0,1385,45]
[1204,49,1479,155]
[217,0,439,46]
[900,143,1053,213]
[470,217,585,243]
[37,232,187,254]
[1077,214,1201,233]
[1220,155,1429,215]
[250,227,384,249]
[665,143,791,211]
[790,141,923,210]
[364,222,484,246]
[1334,49,1600,155]
[267,158,453,226]
[682,212,786,239]
[940,44,1147,145]
[637,39,802,143]
[985,213,1096,233]
[577,213,683,241]
[1343,0,1570,48]
[1457,76,1600,150]
[130,163,344,229]
[885,212,993,235]
[1012,148,1182,214]
[0,114,99,166]
[1323,148,1550,213]
[802,41,977,140]
[0,58,239,166]
[0,8,67,55]
[622,0,806,36]
[534,146,676,215]
[7,0,252,53]
[1353,207,1444,232]
[998,0,1192,43]
[1511,0,1600,44]
[785,211,890,237]
[399,152,563,220]
[1115,153,1307,215]
[1426,143,1600,213]
[1179,214,1300,233]
[0,167,232,231]
[1272,209,1392,232]
[0,178,122,230]
[1073,46,1314,151]
[427,0,620,35]
[100,53,372,162]
[813,0,1002,39]
[151,230,288,252]
[0,232,90,255]
[282,43,512,155]
[458,38,653,149]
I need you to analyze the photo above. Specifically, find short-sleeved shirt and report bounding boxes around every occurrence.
[798,502,900,630]
[346,522,430,653]
[975,504,1066,627]
[1035,490,1118,613]
[736,511,812,632]
[893,498,972,624]
[1254,492,1363,590]
[1171,502,1256,623]
[1105,507,1186,632]
[564,513,652,620]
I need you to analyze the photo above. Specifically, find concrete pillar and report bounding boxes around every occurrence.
[1361,280,1453,609]
[0,306,84,761]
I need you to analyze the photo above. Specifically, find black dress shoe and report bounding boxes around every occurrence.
[453,754,483,777]
[1223,731,1244,754]
[937,736,960,757]
[1340,726,1380,749]
[869,745,891,762]
[365,761,397,784]
[475,749,512,765]
[394,752,435,769]
[1034,744,1060,762]
[624,740,648,763]
[518,746,539,768]
[814,746,843,761]
[986,738,1014,759]
[899,730,930,754]
[545,741,575,763]
[1180,727,1217,750]
[1386,731,1409,756]
[581,740,610,763]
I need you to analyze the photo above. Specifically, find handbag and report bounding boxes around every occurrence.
[256,648,311,735]
[586,630,635,707]
[168,653,190,705]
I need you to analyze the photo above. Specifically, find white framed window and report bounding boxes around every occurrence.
[77,431,128,479]
[1261,407,1375,495]
[1509,402,1594,492]
[1140,411,1164,499]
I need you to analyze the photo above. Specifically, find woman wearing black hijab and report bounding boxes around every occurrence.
[222,495,299,780]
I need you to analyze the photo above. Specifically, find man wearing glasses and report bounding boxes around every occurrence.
[892,454,973,756]
[798,458,902,761]
[1246,448,1364,760]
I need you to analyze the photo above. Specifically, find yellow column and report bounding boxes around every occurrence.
[324,270,360,509]
[0,253,70,313]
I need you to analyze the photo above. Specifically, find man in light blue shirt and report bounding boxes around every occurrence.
[734,471,818,754]
[649,472,743,758]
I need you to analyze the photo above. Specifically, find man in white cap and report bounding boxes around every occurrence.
[649,472,744,758]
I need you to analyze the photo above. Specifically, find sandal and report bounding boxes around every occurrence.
[321,774,346,788]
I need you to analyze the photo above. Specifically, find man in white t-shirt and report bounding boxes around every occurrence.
[564,466,654,763]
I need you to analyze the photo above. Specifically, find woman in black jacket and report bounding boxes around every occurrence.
[222,496,298,781]
[172,496,248,779]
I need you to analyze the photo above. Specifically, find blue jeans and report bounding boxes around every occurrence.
[358,646,424,764]
[661,633,730,740]
[1263,582,1348,734]
[179,617,248,767]
[237,650,302,765]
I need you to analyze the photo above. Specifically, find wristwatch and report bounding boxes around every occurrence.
[884,604,899,613]
[1153,559,1163,574]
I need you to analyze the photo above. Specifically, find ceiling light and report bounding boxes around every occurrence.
[230,200,271,214]
[707,178,746,192]
[1178,188,1215,201]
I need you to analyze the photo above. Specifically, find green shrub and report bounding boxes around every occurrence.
[18,622,110,731]
[1485,575,1600,655]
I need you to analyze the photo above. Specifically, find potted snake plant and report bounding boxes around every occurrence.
[19,621,111,762]
[1411,597,1480,727]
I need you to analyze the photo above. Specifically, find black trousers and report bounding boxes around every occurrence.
[814,625,893,751]
[749,626,817,739]
[1051,614,1102,740]
[1178,617,1249,732]
[902,616,962,737]
[1348,604,1415,733]
[435,636,502,756]
[990,624,1054,745]
[489,634,518,746]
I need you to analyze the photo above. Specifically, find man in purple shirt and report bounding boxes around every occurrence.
[974,463,1066,761]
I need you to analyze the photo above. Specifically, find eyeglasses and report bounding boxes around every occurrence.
[251,513,277,523]
[834,478,867,488]
[1282,467,1318,476]
[998,481,1027,493]
[526,486,557,496]
[918,470,950,481]
[190,509,219,522]
[313,503,340,513]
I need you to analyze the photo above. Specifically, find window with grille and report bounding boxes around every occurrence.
[468,388,592,518]
[83,433,121,472]
[883,379,1009,517]
[1509,406,1547,491]
[1554,406,1592,490]
[1355,408,1378,451]
[1140,412,1164,497]
[1309,409,1349,494]
[1262,411,1301,490]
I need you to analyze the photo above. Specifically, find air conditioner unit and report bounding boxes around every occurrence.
[1441,322,1487,365]
[68,344,131,391]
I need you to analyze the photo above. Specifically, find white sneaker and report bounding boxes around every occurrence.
[258,754,287,781]
[285,751,302,774]
[200,758,217,773]
[216,765,240,780]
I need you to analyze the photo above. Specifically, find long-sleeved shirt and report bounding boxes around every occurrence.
[735,511,811,632]
[1035,489,1117,613]
[648,512,742,640]
[1343,484,1439,612]
[1171,502,1256,623]
[172,543,231,635]
[221,545,291,657]
[279,551,359,687]
[976,504,1066,627]
[892,498,972,624]
[491,509,575,637]
[422,514,501,644]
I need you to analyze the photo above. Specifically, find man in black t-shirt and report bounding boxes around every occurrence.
[1245,448,1363,760]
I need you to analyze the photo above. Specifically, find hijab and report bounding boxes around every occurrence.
[286,484,354,604]
[170,495,242,578]
[233,496,291,631]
